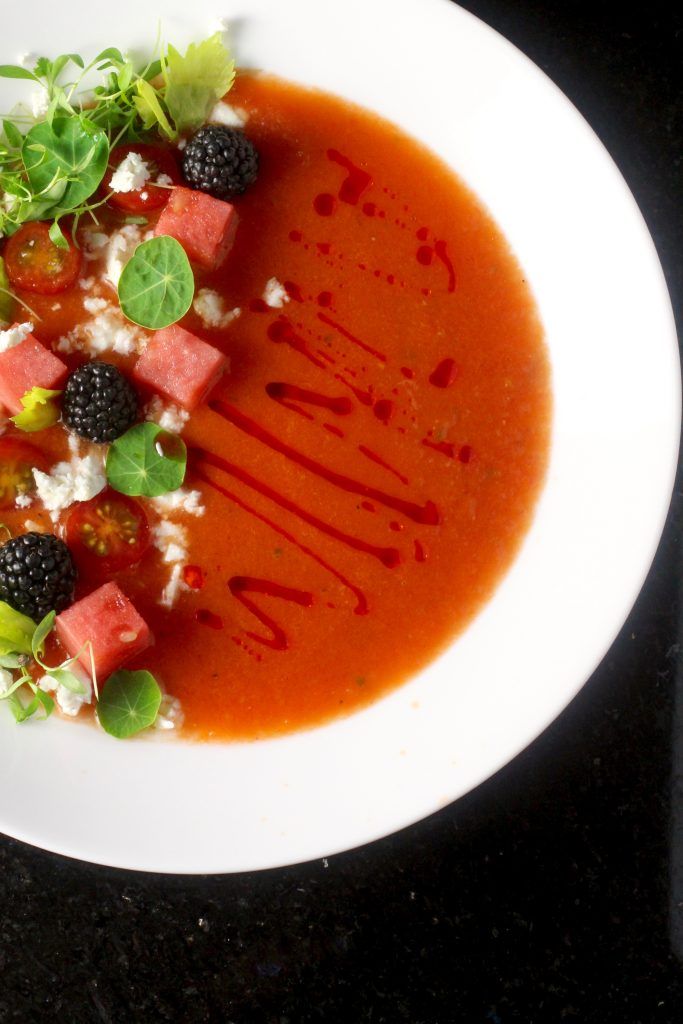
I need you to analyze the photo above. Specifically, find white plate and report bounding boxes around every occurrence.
[0,0,678,873]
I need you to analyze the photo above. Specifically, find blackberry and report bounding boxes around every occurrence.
[182,125,259,200]
[0,533,77,620]
[62,362,138,444]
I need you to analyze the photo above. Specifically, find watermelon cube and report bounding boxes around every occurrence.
[154,186,238,269]
[0,330,68,414]
[56,582,152,682]
[133,325,228,411]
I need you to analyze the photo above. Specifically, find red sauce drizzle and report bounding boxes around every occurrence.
[267,318,327,369]
[400,367,415,380]
[229,577,313,651]
[266,382,353,416]
[459,444,473,464]
[289,230,302,242]
[196,609,223,630]
[250,298,270,313]
[207,401,437,524]
[429,358,459,388]
[317,242,331,254]
[363,202,377,216]
[324,422,345,438]
[194,446,401,567]
[284,281,304,302]
[416,245,433,266]
[416,227,429,241]
[314,193,336,216]
[327,149,372,205]
[414,540,427,562]
[317,291,333,307]
[183,565,205,590]
[373,399,394,423]
[317,311,387,363]
[358,445,409,486]
[334,374,373,407]
[361,500,376,513]
[194,466,367,614]
[434,240,457,292]
[422,438,456,459]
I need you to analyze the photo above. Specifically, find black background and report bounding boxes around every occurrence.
[1,2,682,1021]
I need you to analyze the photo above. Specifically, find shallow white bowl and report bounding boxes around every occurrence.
[0,0,678,873]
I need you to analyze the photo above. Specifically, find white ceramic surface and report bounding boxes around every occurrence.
[0,0,678,873]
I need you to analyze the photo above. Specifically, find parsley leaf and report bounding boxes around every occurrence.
[97,669,162,738]
[106,422,187,497]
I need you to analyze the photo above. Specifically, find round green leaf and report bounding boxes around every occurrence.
[22,116,109,213]
[118,236,194,330]
[106,422,187,498]
[98,670,162,739]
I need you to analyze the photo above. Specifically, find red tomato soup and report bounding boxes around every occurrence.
[3,74,551,740]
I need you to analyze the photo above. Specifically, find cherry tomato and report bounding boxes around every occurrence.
[0,437,48,509]
[66,490,150,575]
[4,222,82,295]
[103,143,179,214]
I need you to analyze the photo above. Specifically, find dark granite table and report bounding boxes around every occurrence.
[1,2,681,1021]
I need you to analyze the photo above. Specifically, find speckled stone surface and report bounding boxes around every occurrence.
[1,2,682,1021]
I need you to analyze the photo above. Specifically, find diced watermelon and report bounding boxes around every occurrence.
[133,325,228,411]
[56,582,152,682]
[154,186,238,269]
[0,331,68,414]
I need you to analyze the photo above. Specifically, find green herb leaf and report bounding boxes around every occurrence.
[0,258,13,326]
[22,116,109,214]
[0,653,28,670]
[31,610,56,665]
[106,422,187,497]
[133,79,174,139]
[163,33,235,133]
[47,666,86,695]
[0,65,40,82]
[0,601,37,657]
[97,669,162,738]
[118,235,194,330]
[11,387,62,432]
[3,119,24,150]
[8,686,54,723]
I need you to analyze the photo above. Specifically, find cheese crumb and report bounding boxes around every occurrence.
[83,296,108,315]
[156,173,173,187]
[105,225,142,288]
[15,493,33,509]
[109,152,150,193]
[154,693,185,730]
[33,453,106,519]
[152,520,188,565]
[151,489,205,518]
[0,668,13,696]
[82,231,109,261]
[39,665,92,717]
[193,288,241,329]
[0,322,33,353]
[57,299,146,357]
[30,89,49,119]
[158,563,189,610]
[144,396,189,435]
[209,101,248,128]
[262,278,290,309]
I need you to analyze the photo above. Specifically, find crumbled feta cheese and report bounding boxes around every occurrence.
[23,519,44,533]
[104,225,142,288]
[0,668,13,696]
[158,563,189,610]
[154,693,185,730]
[33,453,106,519]
[51,302,62,312]
[0,321,33,353]
[57,300,146,357]
[79,276,95,291]
[152,520,188,565]
[15,493,33,509]
[140,191,149,201]
[83,296,108,315]
[156,173,173,187]
[151,488,205,518]
[193,288,241,329]
[262,277,290,309]
[144,396,190,435]
[39,665,92,717]
[109,152,150,193]
[177,138,187,151]
[82,231,109,261]
[209,101,248,128]
[30,89,49,119]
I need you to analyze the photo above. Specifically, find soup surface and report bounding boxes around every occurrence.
[5,73,551,740]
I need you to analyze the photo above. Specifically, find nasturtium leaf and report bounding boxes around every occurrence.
[0,258,13,325]
[106,422,187,498]
[11,387,62,432]
[163,33,235,133]
[0,601,37,657]
[118,235,194,330]
[22,116,109,213]
[97,669,162,739]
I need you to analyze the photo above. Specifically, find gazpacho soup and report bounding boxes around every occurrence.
[0,34,551,741]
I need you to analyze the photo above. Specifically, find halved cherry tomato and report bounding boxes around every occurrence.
[0,437,48,509]
[66,490,150,575]
[103,143,179,214]
[4,222,82,295]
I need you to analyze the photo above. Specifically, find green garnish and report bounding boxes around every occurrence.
[0,32,235,241]
[118,235,194,329]
[0,600,36,656]
[11,386,62,432]
[106,422,187,497]
[97,669,162,738]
